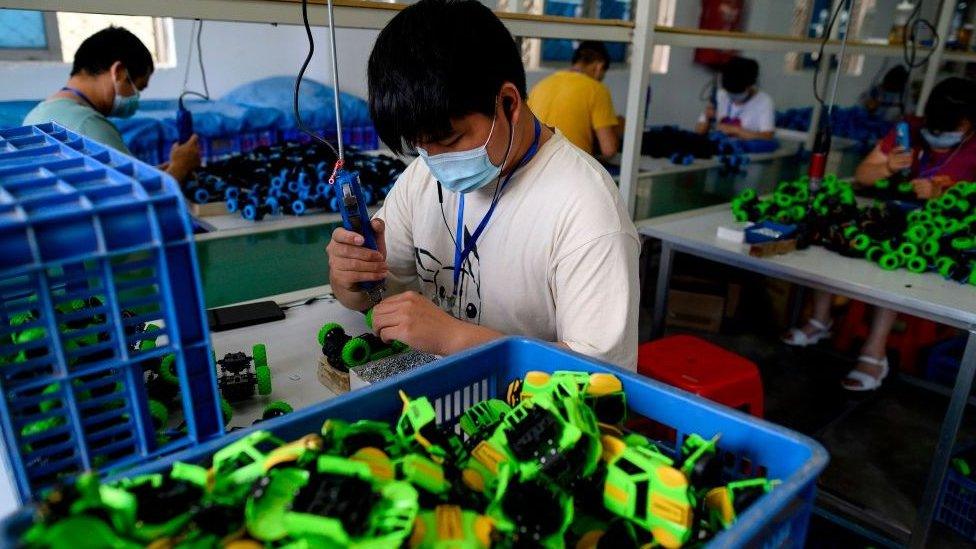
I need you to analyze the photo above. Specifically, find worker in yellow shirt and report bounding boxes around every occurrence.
[528,41,622,158]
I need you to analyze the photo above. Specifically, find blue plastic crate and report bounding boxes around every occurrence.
[937,446,976,541]
[1,337,826,547]
[0,123,223,507]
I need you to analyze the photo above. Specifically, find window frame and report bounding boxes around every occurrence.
[0,11,63,62]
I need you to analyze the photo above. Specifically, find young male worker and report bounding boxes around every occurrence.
[528,41,623,158]
[326,0,640,368]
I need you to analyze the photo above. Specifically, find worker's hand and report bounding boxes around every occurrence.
[704,103,716,122]
[167,135,202,183]
[886,147,913,175]
[326,218,388,293]
[717,123,743,138]
[370,291,463,356]
[912,178,937,199]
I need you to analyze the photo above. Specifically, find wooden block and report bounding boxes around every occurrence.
[317,355,350,394]
[748,239,797,257]
[189,200,229,217]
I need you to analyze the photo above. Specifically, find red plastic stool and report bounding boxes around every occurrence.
[833,300,955,374]
[637,335,764,418]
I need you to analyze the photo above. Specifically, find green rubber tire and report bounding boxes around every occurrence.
[879,253,901,271]
[922,240,940,257]
[148,399,169,429]
[364,309,375,331]
[255,365,272,396]
[160,354,180,385]
[317,323,344,347]
[875,179,890,190]
[220,398,233,424]
[851,234,871,252]
[952,237,974,251]
[906,256,927,273]
[938,258,957,278]
[342,337,371,367]
[252,344,268,369]
[264,400,294,416]
[865,246,884,263]
[897,243,918,258]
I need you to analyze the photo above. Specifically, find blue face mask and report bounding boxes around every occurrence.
[921,128,965,149]
[111,73,140,119]
[418,113,512,194]
[728,90,751,103]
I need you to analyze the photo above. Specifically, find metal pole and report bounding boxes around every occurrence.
[915,0,956,116]
[618,0,659,219]
[327,0,344,160]
[910,329,976,547]
[826,0,853,116]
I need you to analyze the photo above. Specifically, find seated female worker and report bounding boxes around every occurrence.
[784,77,976,391]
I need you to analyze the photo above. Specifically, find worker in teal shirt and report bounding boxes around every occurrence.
[23,26,200,183]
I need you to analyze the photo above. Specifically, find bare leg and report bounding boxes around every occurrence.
[801,290,834,336]
[843,306,897,388]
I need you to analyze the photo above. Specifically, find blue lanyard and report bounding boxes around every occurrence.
[452,119,542,297]
[61,87,98,111]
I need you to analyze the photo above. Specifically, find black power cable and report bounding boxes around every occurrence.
[295,0,341,158]
[179,20,210,109]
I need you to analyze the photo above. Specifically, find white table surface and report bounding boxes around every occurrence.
[638,204,976,331]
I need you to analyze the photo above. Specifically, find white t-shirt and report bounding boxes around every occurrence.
[699,89,775,133]
[375,130,640,369]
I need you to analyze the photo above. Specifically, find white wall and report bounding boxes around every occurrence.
[0,1,941,128]
[0,19,378,101]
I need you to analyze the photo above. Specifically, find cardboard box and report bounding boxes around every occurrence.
[666,289,726,333]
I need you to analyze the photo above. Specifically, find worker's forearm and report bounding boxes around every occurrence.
[855,161,892,185]
[694,122,709,134]
[736,128,775,140]
[441,321,570,356]
[443,322,504,355]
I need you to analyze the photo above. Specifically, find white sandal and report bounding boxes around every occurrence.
[782,318,833,347]
[842,355,889,392]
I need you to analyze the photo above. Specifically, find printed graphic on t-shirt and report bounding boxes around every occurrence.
[414,233,482,324]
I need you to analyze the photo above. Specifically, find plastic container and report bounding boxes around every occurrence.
[937,446,976,541]
[0,123,223,508]
[1,337,827,548]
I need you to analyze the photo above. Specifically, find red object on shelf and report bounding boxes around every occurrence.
[694,0,746,67]
[833,300,955,374]
[637,335,764,417]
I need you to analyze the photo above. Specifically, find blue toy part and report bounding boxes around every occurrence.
[745,220,797,244]
[335,169,382,290]
[291,199,307,216]
[224,186,239,201]
[226,196,239,213]
[895,121,911,150]
[176,105,193,144]
[192,187,210,204]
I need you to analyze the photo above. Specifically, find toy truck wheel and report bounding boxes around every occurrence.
[318,322,345,347]
[220,398,233,424]
[149,399,169,429]
[256,365,273,396]
[252,343,268,368]
[342,337,371,367]
[262,400,294,420]
[160,354,180,385]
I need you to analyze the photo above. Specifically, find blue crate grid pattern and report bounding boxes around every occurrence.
[2,338,827,548]
[937,453,976,541]
[0,123,222,503]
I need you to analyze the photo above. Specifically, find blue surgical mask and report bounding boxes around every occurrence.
[111,73,140,119]
[921,128,965,149]
[728,90,751,103]
[418,114,512,194]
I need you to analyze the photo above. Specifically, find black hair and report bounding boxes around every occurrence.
[71,26,154,79]
[924,77,976,133]
[881,65,908,91]
[572,41,610,68]
[720,56,759,94]
[367,0,526,155]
